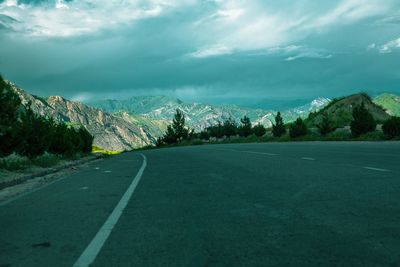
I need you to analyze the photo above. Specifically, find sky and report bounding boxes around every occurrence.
[0,0,399,108]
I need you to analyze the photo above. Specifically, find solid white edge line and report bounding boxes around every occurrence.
[73,154,147,267]
[363,166,389,172]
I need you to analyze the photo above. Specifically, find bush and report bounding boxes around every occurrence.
[252,123,266,137]
[272,112,286,137]
[382,117,400,138]
[32,152,61,168]
[289,117,308,138]
[350,103,376,137]
[0,153,31,170]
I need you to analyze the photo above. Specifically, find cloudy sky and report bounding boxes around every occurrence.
[0,0,399,107]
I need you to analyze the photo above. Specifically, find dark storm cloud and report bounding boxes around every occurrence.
[0,0,399,106]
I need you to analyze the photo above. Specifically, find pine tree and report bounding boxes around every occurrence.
[238,116,252,137]
[272,112,286,137]
[350,103,376,137]
[172,109,188,141]
[289,117,308,138]
[382,117,400,138]
[317,113,334,136]
[223,118,237,138]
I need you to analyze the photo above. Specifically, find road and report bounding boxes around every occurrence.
[1,142,400,266]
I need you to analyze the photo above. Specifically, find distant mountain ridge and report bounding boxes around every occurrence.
[9,82,161,151]
[90,96,331,131]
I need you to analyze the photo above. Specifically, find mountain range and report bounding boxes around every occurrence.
[7,80,400,151]
[89,96,330,131]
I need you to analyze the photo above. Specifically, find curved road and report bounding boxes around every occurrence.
[1,142,400,266]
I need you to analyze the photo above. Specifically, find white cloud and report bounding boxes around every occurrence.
[0,0,193,37]
[188,44,232,58]
[379,38,400,53]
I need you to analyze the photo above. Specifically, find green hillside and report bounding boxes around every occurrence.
[307,93,390,128]
[374,93,400,117]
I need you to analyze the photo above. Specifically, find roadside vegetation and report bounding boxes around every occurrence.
[155,94,400,149]
[0,75,94,171]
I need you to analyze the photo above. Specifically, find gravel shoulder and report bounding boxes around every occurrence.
[0,155,102,203]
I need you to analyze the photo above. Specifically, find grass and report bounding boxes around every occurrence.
[92,145,122,155]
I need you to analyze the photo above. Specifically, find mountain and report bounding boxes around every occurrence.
[9,82,159,151]
[307,93,390,128]
[90,96,330,131]
[374,93,400,117]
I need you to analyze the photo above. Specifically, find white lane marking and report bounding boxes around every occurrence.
[95,167,100,170]
[80,187,89,190]
[301,157,315,161]
[242,151,277,156]
[73,154,147,267]
[363,167,389,172]
[104,170,112,173]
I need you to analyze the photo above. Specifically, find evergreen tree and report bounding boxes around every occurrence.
[272,112,286,137]
[223,119,237,138]
[317,113,334,136]
[238,116,252,137]
[161,109,191,144]
[289,117,308,138]
[252,123,266,137]
[0,75,22,156]
[172,109,189,140]
[382,117,400,138]
[350,103,376,137]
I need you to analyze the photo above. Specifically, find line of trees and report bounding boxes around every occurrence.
[0,75,93,158]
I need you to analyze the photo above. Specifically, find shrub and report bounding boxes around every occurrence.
[289,117,308,138]
[272,112,286,137]
[32,152,60,168]
[382,117,400,138]
[252,123,266,137]
[350,103,376,137]
[0,153,31,170]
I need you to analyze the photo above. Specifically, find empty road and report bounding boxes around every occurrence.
[1,142,400,266]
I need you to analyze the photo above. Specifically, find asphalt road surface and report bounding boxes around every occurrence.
[1,142,400,267]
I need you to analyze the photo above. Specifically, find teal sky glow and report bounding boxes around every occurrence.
[0,0,399,107]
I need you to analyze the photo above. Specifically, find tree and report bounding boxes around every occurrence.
[289,117,308,138]
[382,117,400,138]
[350,103,376,137]
[317,113,334,136]
[272,112,286,137]
[172,109,189,140]
[0,75,22,156]
[223,119,237,138]
[252,123,266,137]
[160,109,190,144]
[238,116,252,137]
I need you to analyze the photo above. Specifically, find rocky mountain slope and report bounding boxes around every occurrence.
[374,93,400,117]
[90,96,330,131]
[307,93,391,128]
[9,82,158,151]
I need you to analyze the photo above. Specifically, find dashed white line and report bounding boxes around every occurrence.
[73,154,147,267]
[242,151,277,156]
[363,167,389,172]
[301,157,315,161]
